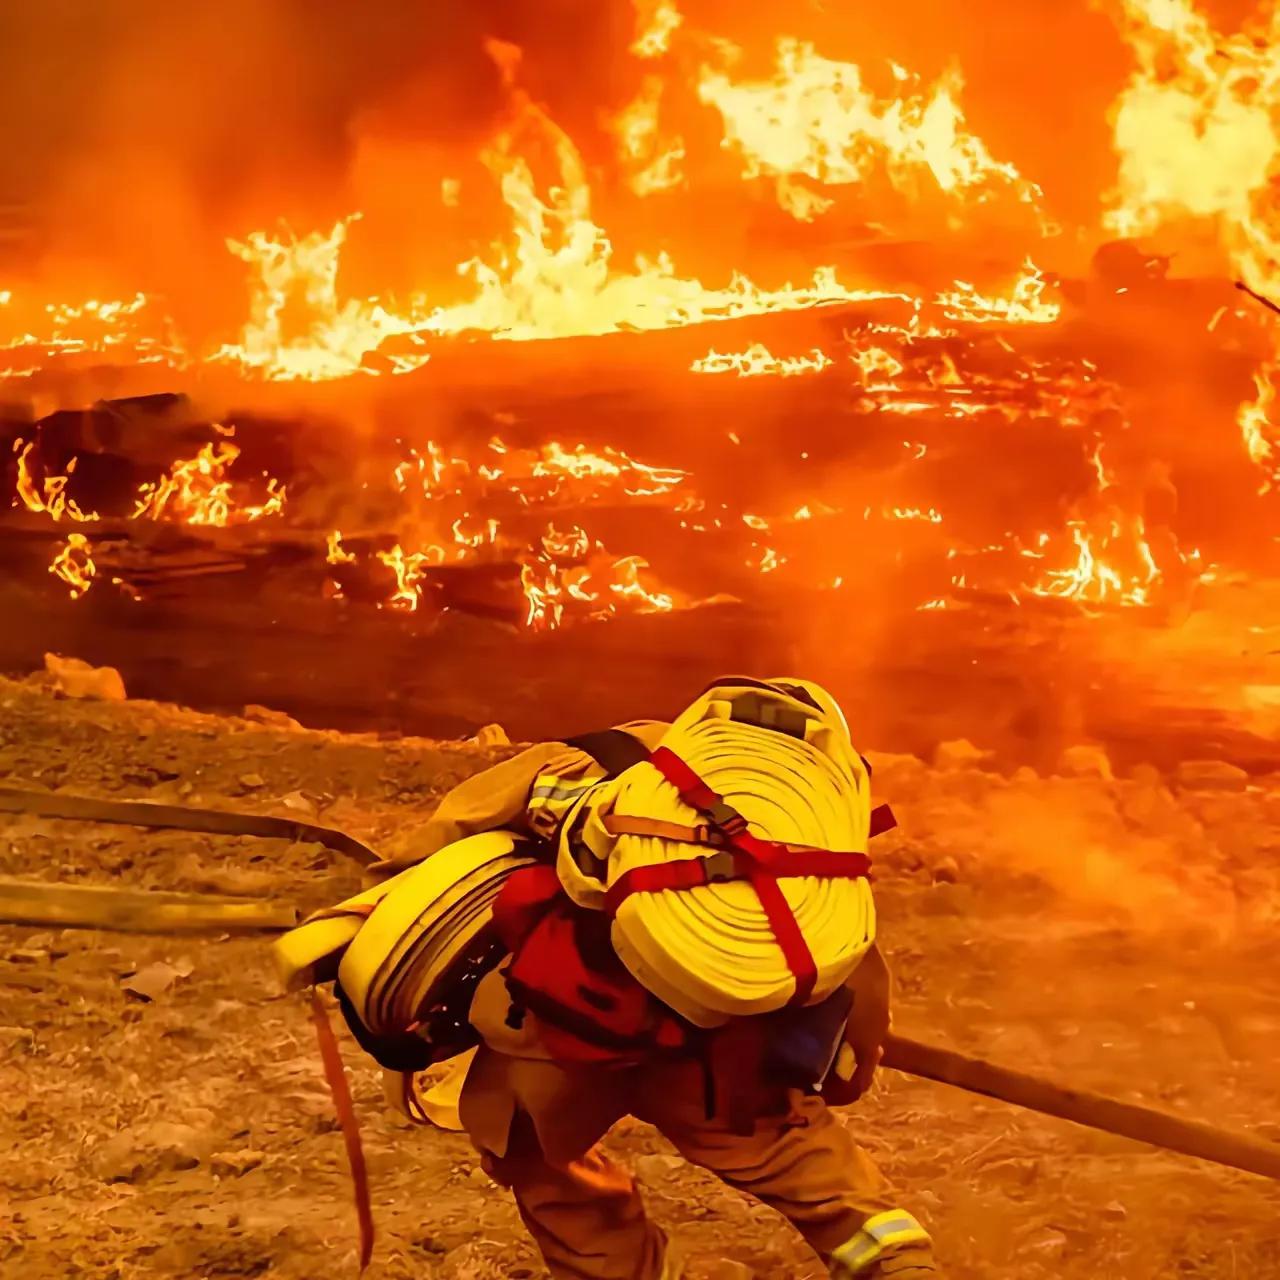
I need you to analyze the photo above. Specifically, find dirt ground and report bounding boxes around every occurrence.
[1,674,1278,1279]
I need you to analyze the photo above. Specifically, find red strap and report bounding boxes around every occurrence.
[310,990,375,1271]
[748,867,817,1005]
[870,803,897,837]
[611,749,873,1007]
[648,747,723,813]
[605,857,720,911]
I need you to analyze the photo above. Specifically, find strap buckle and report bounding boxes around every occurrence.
[701,850,739,884]
[705,799,747,836]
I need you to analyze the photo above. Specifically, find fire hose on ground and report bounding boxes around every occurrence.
[1,784,1279,1185]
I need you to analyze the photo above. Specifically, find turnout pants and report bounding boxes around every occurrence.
[459,1045,939,1280]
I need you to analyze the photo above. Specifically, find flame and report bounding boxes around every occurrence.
[690,343,833,377]
[520,522,680,630]
[938,258,1061,325]
[215,216,434,380]
[530,441,685,493]
[1239,363,1280,493]
[1029,519,1161,607]
[610,76,686,196]
[1104,0,1280,292]
[697,40,1043,222]
[326,529,357,564]
[609,555,675,610]
[887,505,943,523]
[132,431,286,526]
[850,345,906,384]
[1024,504,1206,611]
[542,524,593,559]
[49,533,96,599]
[631,0,683,59]
[417,46,901,343]
[12,442,99,522]
[1,291,186,377]
[376,544,444,612]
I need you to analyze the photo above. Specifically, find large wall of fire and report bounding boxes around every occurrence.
[2,0,1278,632]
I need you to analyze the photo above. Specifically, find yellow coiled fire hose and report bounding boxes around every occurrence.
[273,831,534,1036]
[557,688,878,1028]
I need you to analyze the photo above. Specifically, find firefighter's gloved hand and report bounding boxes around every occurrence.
[824,944,891,1105]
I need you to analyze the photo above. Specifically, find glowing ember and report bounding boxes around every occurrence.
[1028,520,1164,609]
[888,505,943,524]
[519,523,681,630]
[691,343,833,377]
[376,544,443,612]
[49,533,96,599]
[697,39,1043,222]
[1,292,186,377]
[530,441,685,494]
[13,442,99,522]
[851,345,906,385]
[609,555,675,610]
[938,259,1061,325]
[326,530,357,565]
[132,432,286,527]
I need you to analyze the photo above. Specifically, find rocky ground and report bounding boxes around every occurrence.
[1,669,1278,1279]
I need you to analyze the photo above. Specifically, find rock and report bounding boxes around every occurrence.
[704,1262,753,1280]
[931,856,961,885]
[211,1150,265,1178]
[1056,744,1114,781]
[916,882,973,917]
[0,1025,34,1052]
[278,790,316,815]
[1102,1200,1128,1221]
[238,773,266,791]
[121,959,193,1003]
[933,739,993,772]
[1127,763,1162,785]
[633,1153,684,1182]
[466,1167,492,1189]
[1175,760,1249,792]
[43,653,126,702]
[243,704,303,731]
[470,723,510,748]
[92,1121,210,1183]
[7,948,49,965]
[1026,1228,1069,1260]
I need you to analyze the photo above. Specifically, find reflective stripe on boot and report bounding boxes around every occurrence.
[830,1210,933,1276]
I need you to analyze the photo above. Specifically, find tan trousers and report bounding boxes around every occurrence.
[460,1047,938,1280]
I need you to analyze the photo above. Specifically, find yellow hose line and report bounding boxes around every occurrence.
[272,832,533,1035]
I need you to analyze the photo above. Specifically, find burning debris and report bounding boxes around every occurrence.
[0,0,1276,699]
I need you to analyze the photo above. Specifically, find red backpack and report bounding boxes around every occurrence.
[493,862,691,1064]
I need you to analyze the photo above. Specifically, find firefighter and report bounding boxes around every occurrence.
[372,678,941,1279]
